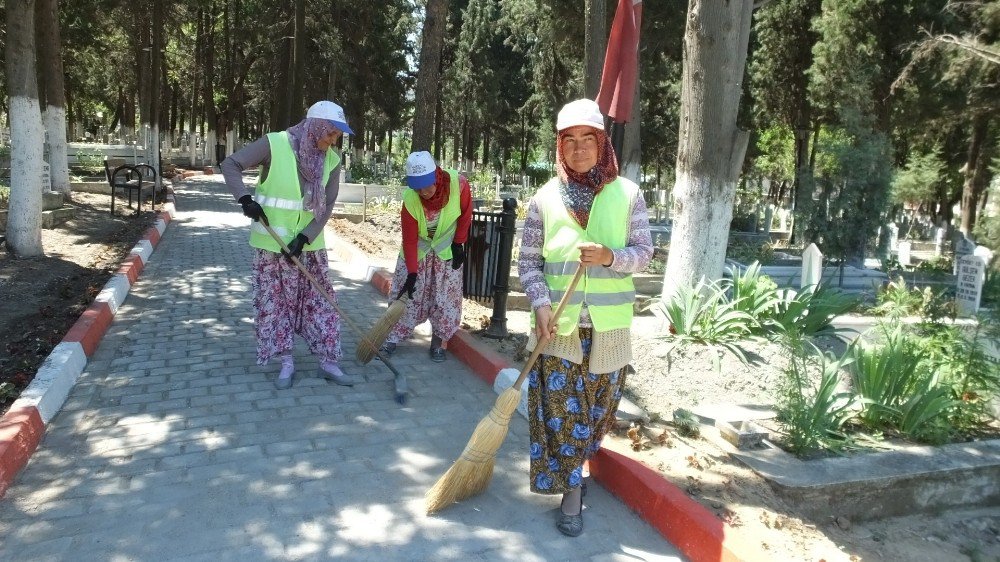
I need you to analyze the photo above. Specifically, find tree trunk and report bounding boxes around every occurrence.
[36,0,69,196]
[411,0,449,151]
[150,0,164,187]
[619,69,641,183]
[662,0,753,299]
[584,0,607,98]
[291,0,306,120]
[272,0,293,130]
[5,0,45,256]
[190,10,203,166]
[791,126,811,242]
[960,114,990,235]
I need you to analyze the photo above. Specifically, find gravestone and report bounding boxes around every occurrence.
[40,162,51,191]
[954,234,977,274]
[897,241,912,267]
[974,245,995,265]
[955,254,986,316]
[934,227,946,256]
[801,243,823,288]
[887,223,899,251]
[763,206,774,236]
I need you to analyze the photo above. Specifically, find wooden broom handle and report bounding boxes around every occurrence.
[511,266,586,389]
[260,222,405,378]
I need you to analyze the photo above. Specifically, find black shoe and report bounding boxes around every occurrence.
[556,493,584,537]
[430,347,446,363]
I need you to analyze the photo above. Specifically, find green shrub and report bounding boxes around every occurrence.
[916,320,1000,436]
[724,262,780,335]
[0,185,9,210]
[848,328,927,428]
[769,284,859,339]
[653,279,756,369]
[75,149,104,173]
[776,342,858,456]
[727,240,775,265]
[872,277,926,318]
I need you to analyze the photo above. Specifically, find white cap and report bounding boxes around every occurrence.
[405,151,437,190]
[556,99,605,132]
[306,100,353,135]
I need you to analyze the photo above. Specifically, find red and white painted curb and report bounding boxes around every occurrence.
[0,199,177,497]
[327,232,765,562]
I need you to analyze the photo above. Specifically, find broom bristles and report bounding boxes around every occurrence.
[425,387,522,513]
[355,297,408,364]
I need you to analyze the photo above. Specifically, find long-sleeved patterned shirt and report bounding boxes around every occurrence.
[517,178,654,327]
[221,136,342,243]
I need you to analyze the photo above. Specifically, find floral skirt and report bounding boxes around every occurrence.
[528,327,627,495]
[251,248,342,365]
[386,254,463,344]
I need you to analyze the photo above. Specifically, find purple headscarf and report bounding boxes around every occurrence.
[285,118,340,213]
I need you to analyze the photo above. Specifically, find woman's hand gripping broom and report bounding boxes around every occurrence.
[425,265,585,514]
[260,222,410,404]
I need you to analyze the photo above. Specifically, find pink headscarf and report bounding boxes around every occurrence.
[285,118,340,213]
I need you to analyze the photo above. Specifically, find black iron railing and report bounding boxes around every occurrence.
[462,198,518,338]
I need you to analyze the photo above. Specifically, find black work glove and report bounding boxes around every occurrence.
[284,233,309,262]
[238,194,268,225]
[450,242,466,270]
[397,272,417,300]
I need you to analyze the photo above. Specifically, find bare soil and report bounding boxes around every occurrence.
[331,211,1000,562]
[0,192,159,414]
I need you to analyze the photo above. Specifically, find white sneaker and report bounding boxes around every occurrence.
[275,356,294,390]
[319,360,354,386]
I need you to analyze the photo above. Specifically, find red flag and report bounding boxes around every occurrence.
[596,0,643,123]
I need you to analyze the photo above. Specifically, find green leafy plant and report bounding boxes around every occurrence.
[915,255,953,275]
[365,195,399,215]
[848,328,926,428]
[727,240,775,265]
[776,341,858,457]
[653,279,756,370]
[769,284,859,339]
[74,149,104,174]
[871,277,925,318]
[0,185,9,210]
[724,262,780,335]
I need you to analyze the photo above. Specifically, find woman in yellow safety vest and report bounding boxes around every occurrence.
[517,99,653,537]
[220,100,355,391]
[380,151,473,362]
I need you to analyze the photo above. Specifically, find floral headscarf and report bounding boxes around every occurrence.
[555,127,619,228]
[285,118,340,213]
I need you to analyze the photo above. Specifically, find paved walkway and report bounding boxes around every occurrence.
[0,177,682,561]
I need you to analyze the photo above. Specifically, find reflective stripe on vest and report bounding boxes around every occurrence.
[247,131,339,253]
[400,169,461,261]
[536,176,639,335]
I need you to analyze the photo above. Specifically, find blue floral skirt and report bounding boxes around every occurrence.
[527,327,627,495]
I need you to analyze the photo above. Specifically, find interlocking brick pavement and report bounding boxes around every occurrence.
[0,176,682,561]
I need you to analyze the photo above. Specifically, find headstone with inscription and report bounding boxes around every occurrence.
[955,254,986,316]
[954,234,977,274]
[897,241,912,267]
[801,243,823,288]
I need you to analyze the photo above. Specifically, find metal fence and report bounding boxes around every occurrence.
[462,197,518,338]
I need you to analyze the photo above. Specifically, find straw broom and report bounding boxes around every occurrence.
[355,295,408,364]
[425,266,585,514]
[261,223,410,404]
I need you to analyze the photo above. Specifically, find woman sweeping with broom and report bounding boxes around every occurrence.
[379,151,473,363]
[220,100,355,390]
[518,99,652,537]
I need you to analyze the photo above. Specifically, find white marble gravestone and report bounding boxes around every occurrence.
[897,241,912,267]
[955,254,987,316]
[801,243,823,288]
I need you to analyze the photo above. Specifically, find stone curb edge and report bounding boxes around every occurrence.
[325,233,763,562]
[0,196,178,498]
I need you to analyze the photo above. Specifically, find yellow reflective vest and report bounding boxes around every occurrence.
[536,176,638,335]
[248,131,339,253]
[400,169,461,261]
